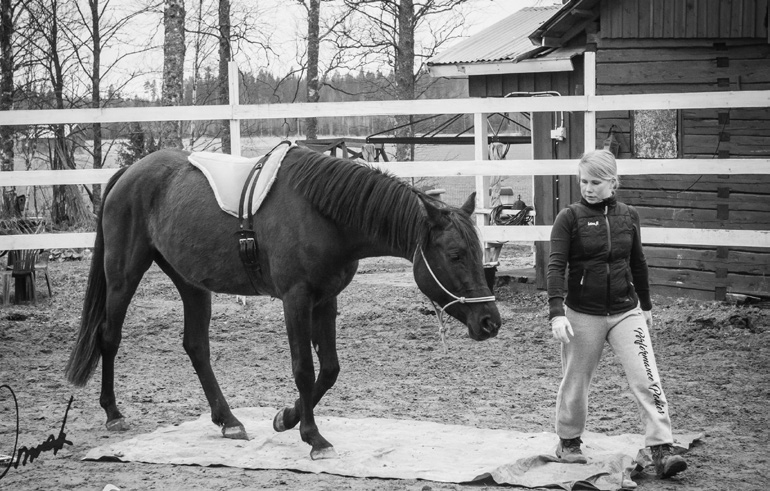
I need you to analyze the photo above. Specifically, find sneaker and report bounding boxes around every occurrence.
[556,437,588,464]
[651,444,687,478]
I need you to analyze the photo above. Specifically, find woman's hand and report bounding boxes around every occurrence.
[550,316,574,343]
[642,310,653,329]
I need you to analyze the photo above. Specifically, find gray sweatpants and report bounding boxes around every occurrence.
[556,305,674,447]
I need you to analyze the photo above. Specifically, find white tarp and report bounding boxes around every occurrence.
[85,407,701,490]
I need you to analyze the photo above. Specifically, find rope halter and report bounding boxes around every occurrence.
[416,246,496,352]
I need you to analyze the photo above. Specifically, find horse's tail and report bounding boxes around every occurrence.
[65,167,129,386]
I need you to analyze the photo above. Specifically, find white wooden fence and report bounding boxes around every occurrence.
[1,61,770,251]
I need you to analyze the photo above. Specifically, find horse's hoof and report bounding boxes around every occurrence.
[273,409,287,432]
[310,446,338,460]
[105,418,129,432]
[222,424,248,440]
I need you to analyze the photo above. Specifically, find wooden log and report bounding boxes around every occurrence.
[651,284,717,301]
[597,83,770,95]
[684,119,770,136]
[619,189,770,212]
[644,246,770,275]
[597,59,770,86]
[684,134,770,156]
[597,44,770,63]
[598,38,764,50]
[683,108,770,120]
[649,267,770,297]
[622,175,770,194]
[634,206,770,229]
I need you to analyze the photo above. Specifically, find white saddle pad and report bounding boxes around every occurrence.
[188,143,293,218]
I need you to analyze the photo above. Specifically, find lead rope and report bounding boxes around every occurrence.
[417,247,496,353]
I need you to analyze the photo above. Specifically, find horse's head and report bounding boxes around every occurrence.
[413,193,502,341]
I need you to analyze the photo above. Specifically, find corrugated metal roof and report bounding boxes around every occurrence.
[428,5,563,66]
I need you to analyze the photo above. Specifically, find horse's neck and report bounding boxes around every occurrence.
[337,212,421,262]
[343,231,415,263]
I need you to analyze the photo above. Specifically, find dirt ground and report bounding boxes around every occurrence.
[1,246,769,491]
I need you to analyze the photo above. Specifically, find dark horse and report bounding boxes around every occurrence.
[65,145,501,459]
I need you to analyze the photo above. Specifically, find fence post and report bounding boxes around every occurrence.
[474,112,488,229]
[228,61,241,156]
[584,48,596,152]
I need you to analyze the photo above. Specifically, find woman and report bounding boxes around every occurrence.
[547,149,687,480]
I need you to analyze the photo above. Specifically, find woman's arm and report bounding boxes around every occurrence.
[547,208,573,319]
[629,206,652,311]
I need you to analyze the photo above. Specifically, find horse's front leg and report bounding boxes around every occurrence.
[274,297,340,458]
[275,287,335,459]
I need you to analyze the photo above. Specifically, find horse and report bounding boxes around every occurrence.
[65,145,502,459]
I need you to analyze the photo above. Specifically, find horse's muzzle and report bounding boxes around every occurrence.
[470,313,501,341]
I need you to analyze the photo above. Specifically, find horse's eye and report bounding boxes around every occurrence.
[449,253,462,262]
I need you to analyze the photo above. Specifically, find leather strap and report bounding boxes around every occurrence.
[234,141,291,294]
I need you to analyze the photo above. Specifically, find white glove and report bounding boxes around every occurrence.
[550,316,574,343]
[642,310,653,329]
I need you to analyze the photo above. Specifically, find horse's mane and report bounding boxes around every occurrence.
[284,146,481,259]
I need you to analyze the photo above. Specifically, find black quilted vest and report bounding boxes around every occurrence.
[564,198,640,316]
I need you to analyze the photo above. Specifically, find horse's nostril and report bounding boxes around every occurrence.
[481,316,499,337]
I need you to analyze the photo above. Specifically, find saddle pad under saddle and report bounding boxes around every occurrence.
[188,143,293,218]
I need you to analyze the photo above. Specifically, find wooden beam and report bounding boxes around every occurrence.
[2,91,770,126]
[2,226,768,252]
[0,233,97,250]
[2,168,120,186]
[476,226,770,248]
[3,158,769,187]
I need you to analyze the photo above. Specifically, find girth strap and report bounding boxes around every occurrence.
[235,140,291,293]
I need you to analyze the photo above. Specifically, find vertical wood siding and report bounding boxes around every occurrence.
[600,0,768,39]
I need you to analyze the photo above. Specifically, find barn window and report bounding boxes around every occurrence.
[632,109,678,158]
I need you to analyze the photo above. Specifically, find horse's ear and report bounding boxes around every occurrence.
[421,195,449,227]
[460,192,476,216]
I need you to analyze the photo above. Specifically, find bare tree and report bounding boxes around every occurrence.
[301,0,320,139]
[394,0,414,161]
[161,0,184,149]
[286,0,360,140]
[19,0,87,224]
[0,0,15,217]
[340,0,472,160]
[71,0,156,212]
[218,0,230,152]
[88,0,102,211]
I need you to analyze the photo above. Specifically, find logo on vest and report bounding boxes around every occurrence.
[587,220,599,226]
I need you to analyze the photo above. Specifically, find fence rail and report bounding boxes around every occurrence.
[2,85,770,251]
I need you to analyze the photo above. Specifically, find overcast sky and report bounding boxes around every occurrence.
[118,0,557,97]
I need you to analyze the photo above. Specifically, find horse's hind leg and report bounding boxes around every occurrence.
[274,295,339,459]
[100,255,152,431]
[157,261,247,440]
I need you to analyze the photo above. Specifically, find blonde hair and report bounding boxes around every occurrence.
[578,149,620,190]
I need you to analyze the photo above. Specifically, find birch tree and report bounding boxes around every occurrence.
[161,0,185,149]
[218,0,230,152]
[0,0,15,216]
[303,0,319,139]
[341,0,471,161]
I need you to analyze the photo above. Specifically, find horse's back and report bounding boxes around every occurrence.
[101,146,359,298]
[102,149,250,288]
